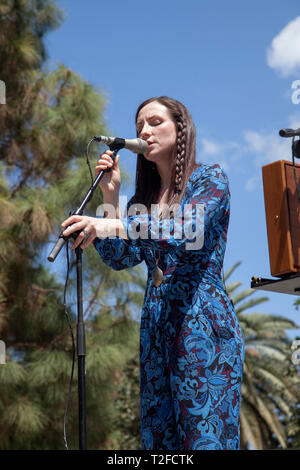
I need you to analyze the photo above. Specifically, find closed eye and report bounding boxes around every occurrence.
[136,117,163,135]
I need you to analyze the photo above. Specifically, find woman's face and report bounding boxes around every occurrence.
[136,101,177,164]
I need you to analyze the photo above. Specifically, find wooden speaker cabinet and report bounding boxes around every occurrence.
[262,160,300,277]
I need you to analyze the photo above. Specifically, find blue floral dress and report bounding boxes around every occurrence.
[93,163,244,450]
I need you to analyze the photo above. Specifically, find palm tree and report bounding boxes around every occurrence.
[224,262,300,449]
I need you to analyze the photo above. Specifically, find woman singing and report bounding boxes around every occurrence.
[61,96,245,450]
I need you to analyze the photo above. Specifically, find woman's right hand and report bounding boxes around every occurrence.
[95,150,121,195]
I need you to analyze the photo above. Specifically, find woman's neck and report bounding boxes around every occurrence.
[156,161,172,190]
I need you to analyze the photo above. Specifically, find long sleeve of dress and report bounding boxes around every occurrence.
[93,234,144,271]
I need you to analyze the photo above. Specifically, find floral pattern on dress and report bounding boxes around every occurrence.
[93,163,245,450]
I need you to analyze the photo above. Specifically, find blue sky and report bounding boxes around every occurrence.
[46,0,300,333]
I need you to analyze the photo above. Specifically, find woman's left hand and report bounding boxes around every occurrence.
[61,215,114,250]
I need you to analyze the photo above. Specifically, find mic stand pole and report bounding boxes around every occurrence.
[76,244,86,450]
[47,144,120,450]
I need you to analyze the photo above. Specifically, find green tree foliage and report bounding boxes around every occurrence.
[0,0,144,449]
[287,299,300,448]
[113,351,141,449]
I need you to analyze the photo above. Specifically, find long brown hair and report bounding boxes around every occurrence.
[130,96,199,211]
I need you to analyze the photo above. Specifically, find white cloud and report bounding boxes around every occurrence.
[288,113,300,129]
[198,136,243,162]
[197,123,299,192]
[199,137,222,156]
[267,17,300,77]
[243,130,291,168]
[245,174,261,193]
[197,137,238,173]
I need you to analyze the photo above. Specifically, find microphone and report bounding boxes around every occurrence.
[279,128,300,137]
[94,135,148,154]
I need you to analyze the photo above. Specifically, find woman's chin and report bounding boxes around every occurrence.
[143,152,157,162]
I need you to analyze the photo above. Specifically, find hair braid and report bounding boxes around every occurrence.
[174,115,187,194]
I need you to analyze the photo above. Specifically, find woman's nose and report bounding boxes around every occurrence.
[140,124,151,139]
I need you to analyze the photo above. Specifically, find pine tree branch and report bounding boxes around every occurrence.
[44,277,105,348]
[48,320,76,348]
[90,316,128,336]
[10,162,35,198]
[5,341,42,349]
[83,276,104,320]
[41,127,69,188]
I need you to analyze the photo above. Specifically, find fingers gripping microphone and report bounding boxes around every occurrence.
[94,135,148,154]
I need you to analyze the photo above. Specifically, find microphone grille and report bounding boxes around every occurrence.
[125,138,149,154]
[137,138,149,154]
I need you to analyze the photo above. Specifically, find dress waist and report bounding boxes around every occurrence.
[173,262,224,288]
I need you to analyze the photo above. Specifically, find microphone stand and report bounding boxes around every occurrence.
[48,143,121,450]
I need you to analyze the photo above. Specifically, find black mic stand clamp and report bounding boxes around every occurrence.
[48,143,121,450]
